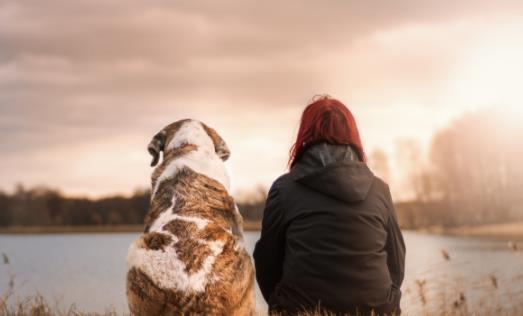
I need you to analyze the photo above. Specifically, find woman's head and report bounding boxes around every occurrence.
[288,95,366,167]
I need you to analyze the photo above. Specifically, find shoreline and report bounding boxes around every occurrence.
[2,222,523,240]
[418,221,523,241]
[0,221,261,234]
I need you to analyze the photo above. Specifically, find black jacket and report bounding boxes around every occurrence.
[253,143,405,315]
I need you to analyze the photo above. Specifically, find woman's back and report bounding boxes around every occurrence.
[254,143,405,315]
[254,96,405,315]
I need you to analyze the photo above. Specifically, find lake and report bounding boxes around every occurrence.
[1,231,523,314]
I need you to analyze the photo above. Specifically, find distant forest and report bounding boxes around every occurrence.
[1,109,522,229]
[0,186,266,228]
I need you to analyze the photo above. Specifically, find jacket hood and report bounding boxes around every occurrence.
[290,142,375,202]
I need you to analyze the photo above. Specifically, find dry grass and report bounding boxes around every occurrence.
[1,289,118,316]
[272,308,397,316]
[397,244,523,316]
[0,294,120,316]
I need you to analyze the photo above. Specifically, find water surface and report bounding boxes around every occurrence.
[1,231,522,314]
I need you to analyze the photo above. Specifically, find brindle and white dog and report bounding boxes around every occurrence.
[126,119,254,316]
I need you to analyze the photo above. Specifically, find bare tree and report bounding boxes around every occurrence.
[428,109,523,224]
[368,148,391,184]
[394,139,435,201]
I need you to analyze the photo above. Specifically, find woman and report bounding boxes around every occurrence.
[253,96,405,315]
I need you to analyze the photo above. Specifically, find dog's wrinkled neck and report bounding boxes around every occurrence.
[150,144,230,199]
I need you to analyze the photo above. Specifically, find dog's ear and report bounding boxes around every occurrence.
[201,123,230,161]
[147,130,166,167]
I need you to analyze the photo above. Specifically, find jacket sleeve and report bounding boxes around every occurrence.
[384,187,406,288]
[253,182,286,303]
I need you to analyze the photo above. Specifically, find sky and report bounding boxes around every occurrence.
[1,0,523,199]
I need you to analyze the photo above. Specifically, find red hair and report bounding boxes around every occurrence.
[288,96,366,168]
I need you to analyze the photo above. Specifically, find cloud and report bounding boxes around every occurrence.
[1,0,523,195]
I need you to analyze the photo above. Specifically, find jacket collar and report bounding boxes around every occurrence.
[290,142,374,202]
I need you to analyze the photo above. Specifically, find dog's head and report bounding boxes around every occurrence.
[147,119,230,167]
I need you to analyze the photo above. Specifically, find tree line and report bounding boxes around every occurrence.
[0,185,266,228]
[0,186,150,227]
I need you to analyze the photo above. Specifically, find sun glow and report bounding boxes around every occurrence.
[451,21,523,113]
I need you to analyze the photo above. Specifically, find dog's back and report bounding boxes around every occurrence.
[126,120,254,316]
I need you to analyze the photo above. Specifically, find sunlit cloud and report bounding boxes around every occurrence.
[1,0,522,198]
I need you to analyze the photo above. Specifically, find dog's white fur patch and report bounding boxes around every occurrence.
[127,194,223,292]
[151,121,230,198]
[127,238,224,293]
[166,120,215,154]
